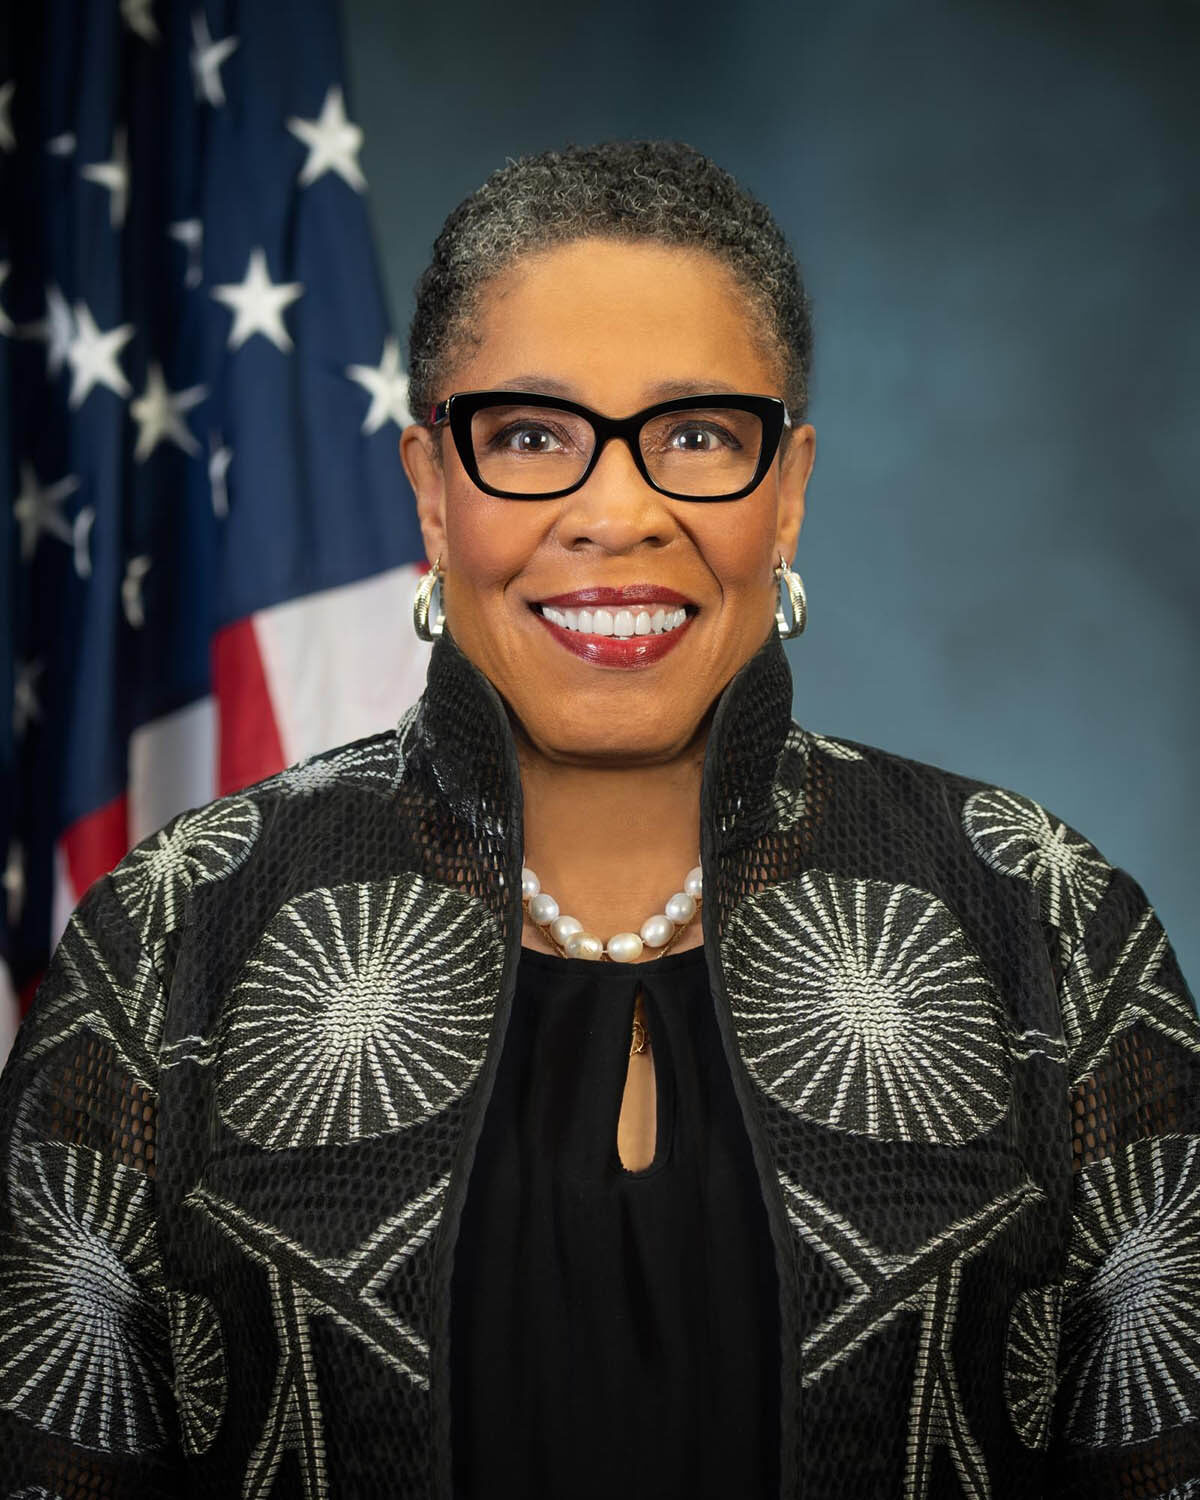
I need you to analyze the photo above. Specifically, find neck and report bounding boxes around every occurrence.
[517,733,707,941]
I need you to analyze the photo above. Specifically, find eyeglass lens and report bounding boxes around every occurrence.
[468,402,766,497]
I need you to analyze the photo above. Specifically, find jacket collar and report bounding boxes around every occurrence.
[408,625,797,860]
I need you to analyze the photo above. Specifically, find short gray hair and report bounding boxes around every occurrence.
[407,140,813,429]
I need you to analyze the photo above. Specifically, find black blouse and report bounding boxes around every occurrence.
[450,942,781,1500]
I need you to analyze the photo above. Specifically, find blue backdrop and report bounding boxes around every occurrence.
[343,0,1198,983]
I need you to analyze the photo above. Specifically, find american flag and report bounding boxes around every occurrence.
[0,0,430,1060]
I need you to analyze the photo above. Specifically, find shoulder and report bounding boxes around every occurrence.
[102,714,419,949]
[789,723,1122,946]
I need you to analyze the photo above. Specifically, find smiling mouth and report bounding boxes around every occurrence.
[531,602,692,638]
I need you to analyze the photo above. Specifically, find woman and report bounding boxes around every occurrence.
[0,141,1197,1500]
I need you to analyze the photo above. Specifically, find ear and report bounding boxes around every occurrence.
[400,423,448,565]
[774,422,815,563]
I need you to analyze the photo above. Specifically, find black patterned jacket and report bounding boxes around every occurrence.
[1,626,1198,1500]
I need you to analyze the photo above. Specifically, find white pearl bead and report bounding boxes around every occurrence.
[565,931,604,960]
[640,914,674,948]
[606,931,643,963]
[684,866,703,899]
[664,891,696,924]
[527,892,559,925]
[521,867,540,898]
[550,914,583,945]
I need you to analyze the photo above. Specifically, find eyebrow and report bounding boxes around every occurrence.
[493,374,744,403]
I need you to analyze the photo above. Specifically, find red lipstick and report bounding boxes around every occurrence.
[533,611,695,668]
[536,584,695,608]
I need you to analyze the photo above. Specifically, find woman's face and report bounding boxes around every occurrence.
[401,238,815,767]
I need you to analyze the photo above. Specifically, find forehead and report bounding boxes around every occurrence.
[450,238,782,407]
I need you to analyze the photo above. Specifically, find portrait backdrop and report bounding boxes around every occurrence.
[345,0,1199,982]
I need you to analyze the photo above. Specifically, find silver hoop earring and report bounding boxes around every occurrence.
[412,555,445,642]
[774,553,807,639]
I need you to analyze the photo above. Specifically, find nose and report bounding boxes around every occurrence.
[555,434,677,552]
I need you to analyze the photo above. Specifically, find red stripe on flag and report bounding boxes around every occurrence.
[19,971,42,1018]
[61,793,130,901]
[212,616,288,796]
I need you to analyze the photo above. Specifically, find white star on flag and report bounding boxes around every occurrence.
[0,82,14,154]
[30,284,75,378]
[122,556,152,628]
[131,362,207,461]
[346,337,410,435]
[72,508,95,579]
[81,127,131,229]
[13,660,44,739]
[66,301,135,408]
[13,461,81,562]
[168,219,204,288]
[208,432,233,517]
[45,132,76,157]
[191,13,238,107]
[211,248,303,353]
[121,0,159,42]
[3,841,25,929]
[286,85,367,193]
[0,263,12,337]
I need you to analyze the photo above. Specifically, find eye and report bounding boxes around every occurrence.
[665,421,741,453]
[492,422,571,455]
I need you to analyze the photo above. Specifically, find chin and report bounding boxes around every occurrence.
[517,706,706,765]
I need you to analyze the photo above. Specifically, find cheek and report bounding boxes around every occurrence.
[698,493,779,599]
[444,489,542,595]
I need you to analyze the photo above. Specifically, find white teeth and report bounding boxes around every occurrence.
[539,603,691,636]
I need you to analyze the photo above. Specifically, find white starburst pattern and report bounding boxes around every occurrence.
[724,873,1009,1144]
[1060,1134,1200,1447]
[1061,904,1200,1083]
[0,1144,171,1452]
[190,12,238,107]
[1004,1285,1062,1450]
[110,796,261,941]
[80,126,130,229]
[286,84,366,192]
[168,1291,226,1455]
[346,336,409,434]
[963,788,1111,945]
[45,131,76,157]
[809,730,865,762]
[66,300,134,409]
[217,876,502,1150]
[211,247,303,353]
[131,362,207,461]
[269,730,407,799]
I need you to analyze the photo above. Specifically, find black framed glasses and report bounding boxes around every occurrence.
[425,390,791,501]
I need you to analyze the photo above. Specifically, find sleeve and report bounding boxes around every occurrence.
[1047,856,1200,1498]
[0,871,185,1498]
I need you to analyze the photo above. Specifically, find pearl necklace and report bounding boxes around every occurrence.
[521,862,703,963]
